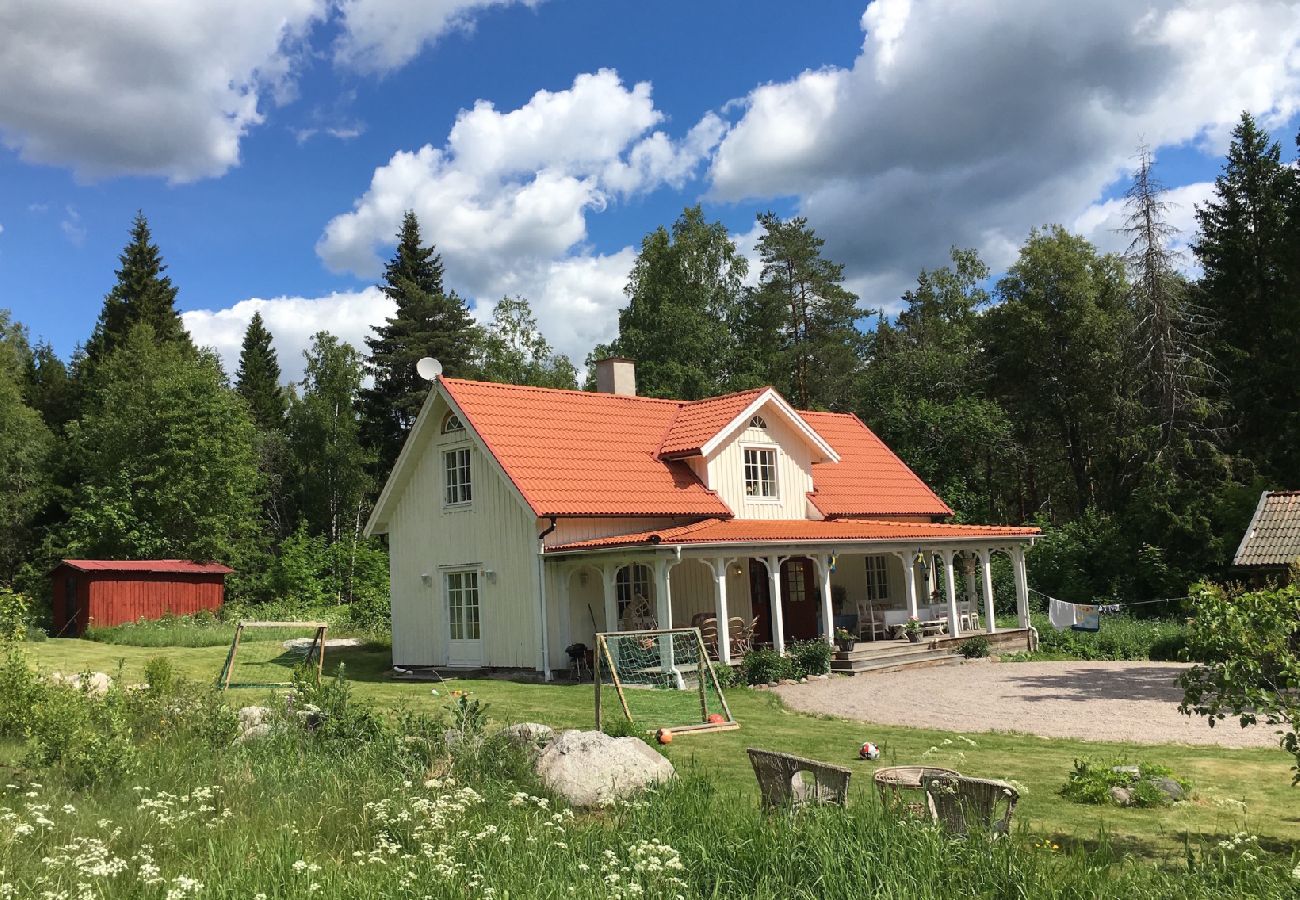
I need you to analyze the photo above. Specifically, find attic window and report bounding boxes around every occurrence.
[744,447,778,499]
[749,415,768,429]
[442,413,465,434]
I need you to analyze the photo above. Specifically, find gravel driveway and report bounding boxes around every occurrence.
[774,661,1277,748]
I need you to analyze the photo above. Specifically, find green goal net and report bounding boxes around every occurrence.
[595,628,737,737]
[218,621,328,690]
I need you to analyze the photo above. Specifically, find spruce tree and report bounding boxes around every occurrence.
[235,311,286,430]
[83,211,192,368]
[1194,112,1294,475]
[360,211,479,475]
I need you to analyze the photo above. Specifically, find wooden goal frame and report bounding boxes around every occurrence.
[218,620,328,691]
[594,627,739,738]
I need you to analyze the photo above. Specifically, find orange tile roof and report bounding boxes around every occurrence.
[441,379,733,517]
[658,388,767,457]
[547,518,1040,552]
[57,559,234,575]
[803,412,952,517]
[440,378,954,519]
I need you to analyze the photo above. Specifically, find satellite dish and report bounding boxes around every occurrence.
[416,357,443,381]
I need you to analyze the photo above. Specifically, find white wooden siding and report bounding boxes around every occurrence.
[544,517,691,548]
[704,405,816,519]
[387,394,541,669]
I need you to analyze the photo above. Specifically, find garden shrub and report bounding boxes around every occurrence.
[26,680,137,786]
[958,636,990,659]
[788,639,832,677]
[291,662,387,745]
[741,648,793,685]
[1032,615,1187,662]
[1062,758,1189,808]
[0,643,45,738]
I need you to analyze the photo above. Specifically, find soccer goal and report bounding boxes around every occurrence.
[595,628,738,737]
[218,620,328,690]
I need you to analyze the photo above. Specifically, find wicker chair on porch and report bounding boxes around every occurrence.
[921,773,1019,836]
[728,617,755,656]
[747,748,852,809]
[697,617,719,658]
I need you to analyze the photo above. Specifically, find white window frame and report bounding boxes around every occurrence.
[442,412,465,434]
[443,447,472,507]
[615,564,655,621]
[742,445,780,501]
[444,569,481,642]
[864,555,889,602]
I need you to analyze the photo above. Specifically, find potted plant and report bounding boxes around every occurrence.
[903,616,922,643]
[834,626,856,652]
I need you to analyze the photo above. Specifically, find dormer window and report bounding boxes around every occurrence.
[749,415,767,429]
[744,447,778,499]
[442,412,465,434]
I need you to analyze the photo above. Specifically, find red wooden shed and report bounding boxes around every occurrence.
[51,560,233,637]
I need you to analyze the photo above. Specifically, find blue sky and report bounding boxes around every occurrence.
[2,0,1299,380]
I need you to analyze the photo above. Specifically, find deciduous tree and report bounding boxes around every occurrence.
[479,296,578,389]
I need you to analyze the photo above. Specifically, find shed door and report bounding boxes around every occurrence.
[65,574,80,635]
[445,570,483,667]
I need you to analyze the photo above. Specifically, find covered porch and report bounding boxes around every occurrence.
[548,522,1037,670]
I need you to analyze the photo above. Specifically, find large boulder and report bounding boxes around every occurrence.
[535,730,675,807]
[49,671,112,696]
[501,722,554,751]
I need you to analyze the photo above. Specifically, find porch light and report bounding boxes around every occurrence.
[731,563,743,577]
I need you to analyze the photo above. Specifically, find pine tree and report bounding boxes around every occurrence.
[83,212,192,369]
[23,341,76,432]
[1194,112,1294,475]
[747,213,867,409]
[235,312,286,430]
[360,211,479,475]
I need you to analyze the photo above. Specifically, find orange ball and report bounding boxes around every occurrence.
[656,728,673,744]
[707,713,725,724]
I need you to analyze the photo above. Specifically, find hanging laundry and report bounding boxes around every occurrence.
[1047,597,1100,632]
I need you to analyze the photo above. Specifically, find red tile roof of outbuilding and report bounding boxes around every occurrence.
[440,379,953,519]
[57,560,234,575]
[547,518,1039,552]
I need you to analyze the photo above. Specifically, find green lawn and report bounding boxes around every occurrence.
[29,637,1299,860]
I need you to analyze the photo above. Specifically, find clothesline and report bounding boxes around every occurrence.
[1028,587,1188,609]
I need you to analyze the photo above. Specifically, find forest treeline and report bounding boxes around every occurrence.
[1,112,1298,620]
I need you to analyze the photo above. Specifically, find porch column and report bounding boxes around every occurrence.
[708,557,732,665]
[653,558,681,685]
[963,555,979,629]
[1011,545,1030,629]
[765,555,786,655]
[978,547,997,634]
[898,552,919,620]
[601,564,618,633]
[941,549,962,639]
[816,554,834,647]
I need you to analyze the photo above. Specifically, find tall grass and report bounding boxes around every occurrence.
[83,610,370,648]
[0,647,1296,898]
[1021,613,1188,661]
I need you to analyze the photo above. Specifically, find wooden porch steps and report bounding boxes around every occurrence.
[830,642,962,675]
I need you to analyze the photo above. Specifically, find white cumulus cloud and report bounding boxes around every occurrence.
[183,288,393,384]
[317,69,725,362]
[333,0,541,73]
[0,0,326,182]
[709,0,1300,307]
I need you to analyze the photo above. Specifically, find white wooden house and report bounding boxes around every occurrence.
[366,358,1039,677]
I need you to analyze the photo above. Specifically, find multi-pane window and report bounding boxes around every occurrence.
[784,561,809,604]
[444,448,472,505]
[743,447,778,498]
[616,564,654,620]
[442,413,465,433]
[864,555,889,602]
[749,414,768,429]
[446,571,480,640]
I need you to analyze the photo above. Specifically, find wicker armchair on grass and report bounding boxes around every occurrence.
[921,773,1019,836]
[747,748,852,809]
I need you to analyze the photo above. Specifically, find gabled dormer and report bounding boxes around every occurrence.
[658,387,839,520]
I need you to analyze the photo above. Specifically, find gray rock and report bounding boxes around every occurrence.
[236,723,273,744]
[501,722,554,750]
[238,706,272,729]
[1108,786,1133,806]
[1150,777,1186,802]
[50,671,112,696]
[1111,765,1141,779]
[535,729,676,807]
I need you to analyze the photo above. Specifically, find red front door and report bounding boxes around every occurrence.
[780,558,820,642]
[748,560,774,645]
